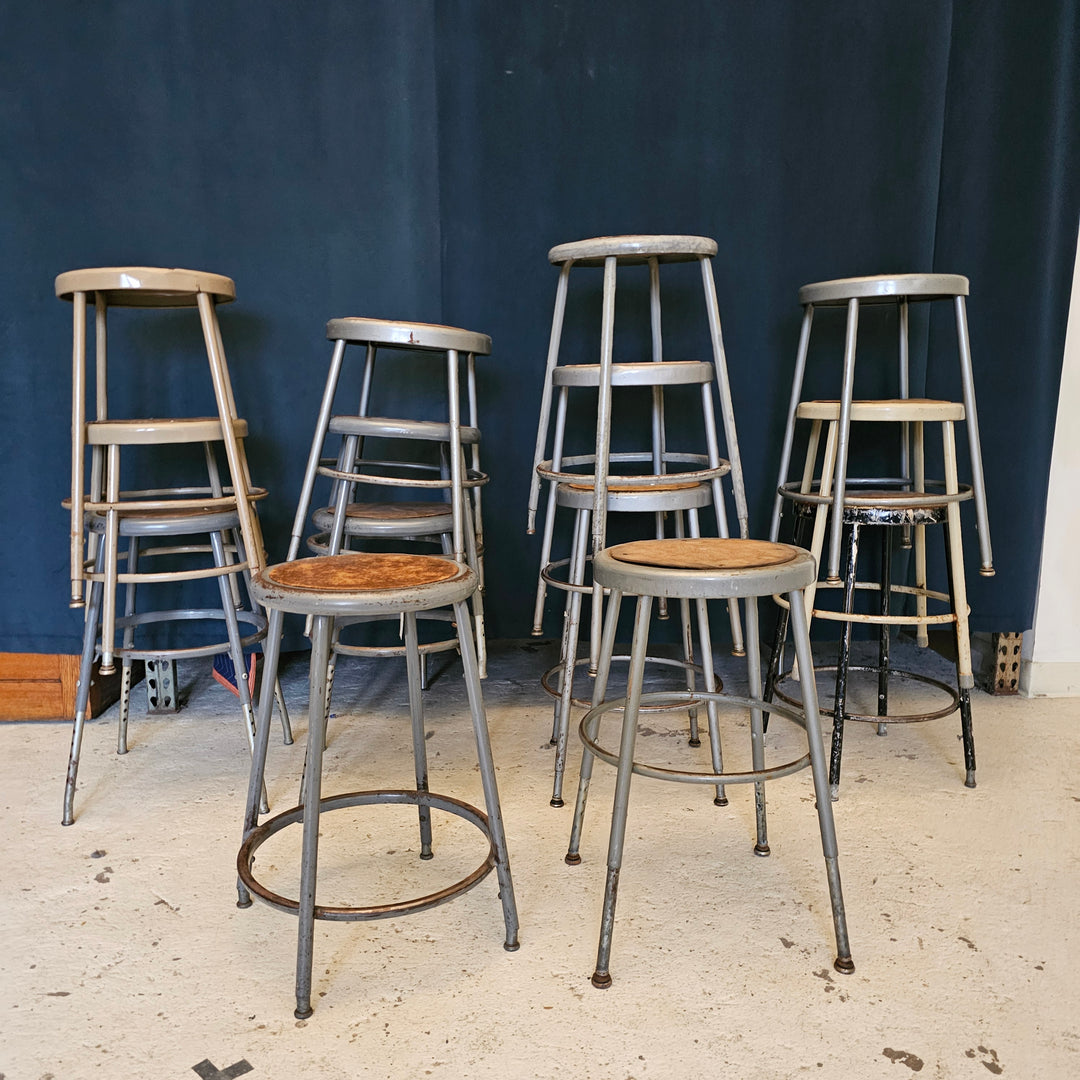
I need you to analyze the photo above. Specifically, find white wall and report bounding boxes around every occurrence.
[1021,221,1080,696]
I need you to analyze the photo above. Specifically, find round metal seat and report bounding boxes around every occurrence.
[563,537,853,989]
[548,234,718,265]
[797,272,969,306]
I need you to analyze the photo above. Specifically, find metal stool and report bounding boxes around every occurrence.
[769,273,993,583]
[564,538,853,988]
[767,399,977,797]
[233,319,518,1019]
[303,324,490,679]
[528,236,749,806]
[57,267,290,826]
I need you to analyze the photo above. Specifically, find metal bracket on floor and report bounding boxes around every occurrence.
[146,657,179,713]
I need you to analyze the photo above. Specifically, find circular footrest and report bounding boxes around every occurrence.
[113,607,267,662]
[330,610,462,660]
[771,665,959,724]
[237,789,496,922]
[580,690,810,785]
[541,654,712,711]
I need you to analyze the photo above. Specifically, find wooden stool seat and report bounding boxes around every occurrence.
[265,553,462,592]
[610,538,800,571]
[796,399,966,423]
[548,234,718,265]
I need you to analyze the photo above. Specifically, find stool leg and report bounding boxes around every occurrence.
[99,444,121,674]
[552,507,591,806]
[826,298,860,583]
[700,382,744,654]
[210,530,259,768]
[770,304,814,543]
[453,599,520,950]
[238,605,285,906]
[528,261,572,534]
[566,588,623,865]
[877,526,892,735]
[830,523,861,801]
[943,421,976,788]
[117,535,139,755]
[294,614,332,1020]
[674,509,700,747]
[696,596,727,806]
[62,556,104,825]
[592,594,652,989]
[532,388,568,635]
[914,421,929,647]
[403,612,434,859]
[788,594,854,974]
[954,296,993,575]
[744,597,771,855]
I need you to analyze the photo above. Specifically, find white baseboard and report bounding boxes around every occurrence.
[1019,658,1080,697]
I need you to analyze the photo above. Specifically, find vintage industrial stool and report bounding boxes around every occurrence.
[233,318,518,1019]
[304,328,490,683]
[767,398,977,797]
[57,266,290,826]
[563,537,854,988]
[528,236,750,806]
[769,273,993,584]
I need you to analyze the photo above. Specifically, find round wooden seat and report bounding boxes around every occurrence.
[795,399,966,423]
[325,318,491,356]
[319,501,452,522]
[610,538,801,571]
[55,266,236,306]
[798,273,969,306]
[266,552,462,592]
[595,539,815,602]
[548,235,718,266]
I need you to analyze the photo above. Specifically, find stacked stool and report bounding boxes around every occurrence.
[767,274,991,797]
[57,267,290,826]
[233,318,518,1019]
[528,235,749,807]
[563,537,854,988]
[303,319,490,688]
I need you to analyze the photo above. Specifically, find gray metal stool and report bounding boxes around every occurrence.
[564,537,854,989]
[232,319,518,1019]
[767,399,977,796]
[528,236,749,807]
[769,273,993,583]
[57,266,291,826]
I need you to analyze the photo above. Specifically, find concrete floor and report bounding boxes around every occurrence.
[2,638,1078,1079]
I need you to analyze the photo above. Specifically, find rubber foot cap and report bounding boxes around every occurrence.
[834,956,856,975]
[504,939,521,952]
[564,852,581,866]
[688,737,701,748]
[965,771,976,789]
[754,842,771,857]
[420,851,434,861]
[714,796,729,807]
[550,797,564,808]
[294,1005,313,1020]
[591,971,612,989]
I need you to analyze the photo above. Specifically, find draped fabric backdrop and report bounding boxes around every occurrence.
[1,0,1077,652]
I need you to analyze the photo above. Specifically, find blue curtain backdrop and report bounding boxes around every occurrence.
[1,0,1077,653]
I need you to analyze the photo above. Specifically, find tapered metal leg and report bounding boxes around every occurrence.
[117,535,139,755]
[62,564,104,826]
[830,524,861,801]
[826,299,860,582]
[551,509,590,806]
[294,615,332,1019]
[696,596,726,806]
[591,595,652,989]
[566,589,623,864]
[745,598,770,854]
[403,612,434,858]
[877,527,892,736]
[237,605,286,907]
[453,600,520,950]
[789,594,854,974]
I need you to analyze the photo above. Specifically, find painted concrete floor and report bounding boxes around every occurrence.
[1,638,1078,1079]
